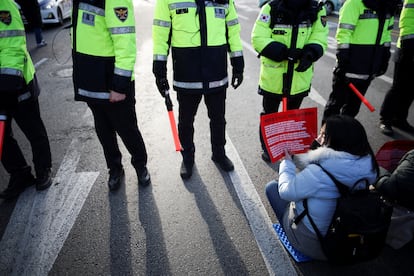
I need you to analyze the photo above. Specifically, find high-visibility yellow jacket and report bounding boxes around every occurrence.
[336,0,394,78]
[71,0,136,103]
[251,0,328,97]
[397,0,414,49]
[0,0,37,102]
[152,0,244,94]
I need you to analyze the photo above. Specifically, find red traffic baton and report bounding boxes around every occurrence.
[348,82,375,112]
[282,97,288,112]
[165,91,182,152]
[0,113,6,160]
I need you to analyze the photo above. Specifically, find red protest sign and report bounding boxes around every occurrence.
[260,107,317,163]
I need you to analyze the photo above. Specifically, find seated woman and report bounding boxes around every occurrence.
[265,115,379,260]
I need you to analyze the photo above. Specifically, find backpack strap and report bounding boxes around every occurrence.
[303,198,325,241]
[316,164,349,196]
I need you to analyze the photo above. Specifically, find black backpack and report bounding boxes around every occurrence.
[295,164,393,264]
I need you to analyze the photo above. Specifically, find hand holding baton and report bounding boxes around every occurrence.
[164,91,182,152]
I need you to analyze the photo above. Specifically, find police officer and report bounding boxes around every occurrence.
[379,0,414,135]
[0,0,52,199]
[71,0,151,190]
[251,0,328,162]
[322,0,399,122]
[152,0,244,179]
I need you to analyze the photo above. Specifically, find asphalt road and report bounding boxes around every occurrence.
[0,0,413,275]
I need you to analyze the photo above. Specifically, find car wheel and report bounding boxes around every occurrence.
[58,9,64,25]
[325,1,334,15]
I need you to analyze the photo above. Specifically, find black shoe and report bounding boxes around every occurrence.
[379,122,393,136]
[180,161,193,180]
[108,168,125,191]
[137,167,151,186]
[393,120,414,134]
[0,172,35,200]
[36,168,52,191]
[261,151,271,162]
[212,155,234,172]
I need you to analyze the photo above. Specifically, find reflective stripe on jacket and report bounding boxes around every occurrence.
[152,0,243,93]
[71,0,136,103]
[336,0,394,76]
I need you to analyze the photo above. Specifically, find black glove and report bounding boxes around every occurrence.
[287,48,303,62]
[231,73,243,89]
[332,48,351,79]
[333,66,348,82]
[153,60,168,97]
[336,48,350,70]
[260,42,288,62]
[155,77,169,97]
[230,56,244,89]
[295,50,314,72]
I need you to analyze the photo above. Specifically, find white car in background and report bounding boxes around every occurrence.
[38,0,72,25]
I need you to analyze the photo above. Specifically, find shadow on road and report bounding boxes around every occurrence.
[109,184,133,275]
[138,185,171,275]
[183,166,249,275]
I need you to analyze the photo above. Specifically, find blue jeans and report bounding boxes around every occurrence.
[265,180,289,223]
[34,27,43,44]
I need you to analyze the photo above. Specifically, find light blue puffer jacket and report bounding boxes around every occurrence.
[278,146,378,234]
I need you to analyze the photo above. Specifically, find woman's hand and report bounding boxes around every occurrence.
[315,125,326,146]
[283,148,292,161]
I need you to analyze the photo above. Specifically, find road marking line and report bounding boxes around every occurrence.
[34,58,48,68]
[309,87,327,106]
[0,114,99,275]
[226,137,297,276]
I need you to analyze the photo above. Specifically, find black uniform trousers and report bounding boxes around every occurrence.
[259,93,305,152]
[380,48,414,123]
[1,98,51,177]
[177,89,227,164]
[87,100,148,172]
[322,74,371,122]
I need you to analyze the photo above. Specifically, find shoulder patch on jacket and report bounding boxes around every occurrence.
[259,14,270,23]
[114,7,128,22]
[0,11,12,25]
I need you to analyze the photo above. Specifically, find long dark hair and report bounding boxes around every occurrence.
[323,115,379,176]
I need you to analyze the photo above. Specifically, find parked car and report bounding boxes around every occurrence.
[325,0,345,15]
[38,0,72,25]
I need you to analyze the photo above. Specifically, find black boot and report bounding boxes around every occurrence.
[180,148,194,180]
[36,168,52,191]
[108,168,125,191]
[180,161,193,180]
[137,167,151,186]
[0,167,35,200]
[212,155,234,172]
